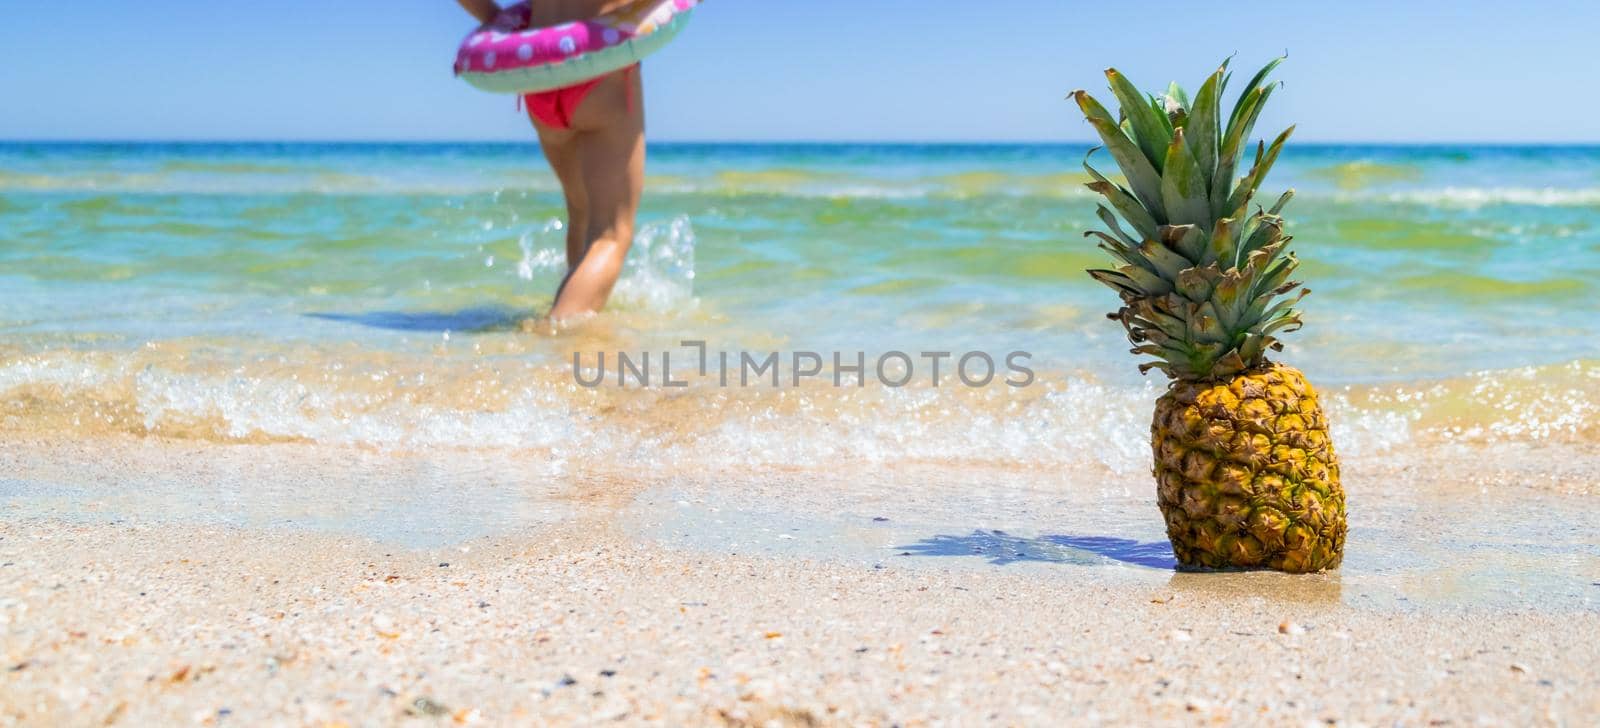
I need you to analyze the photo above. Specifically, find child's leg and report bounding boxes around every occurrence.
[533,128,589,270]
[547,68,645,321]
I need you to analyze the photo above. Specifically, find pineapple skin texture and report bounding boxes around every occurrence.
[1152,363,1346,573]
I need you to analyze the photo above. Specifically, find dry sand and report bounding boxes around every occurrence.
[2,521,1597,726]
[2,436,1598,726]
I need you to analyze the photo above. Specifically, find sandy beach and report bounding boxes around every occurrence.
[5,139,1600,726]
[3,436,1597,726]
[7,0,1600,721]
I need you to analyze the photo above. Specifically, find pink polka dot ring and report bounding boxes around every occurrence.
[455,0,698,94]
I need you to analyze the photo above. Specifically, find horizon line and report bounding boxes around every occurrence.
[0,139,1593,148]
[4,138,1600,148]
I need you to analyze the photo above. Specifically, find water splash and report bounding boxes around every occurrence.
[516,218,567,281]
[611,215,697,312]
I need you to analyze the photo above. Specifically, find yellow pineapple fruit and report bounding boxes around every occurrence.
[1071,58,1346,572]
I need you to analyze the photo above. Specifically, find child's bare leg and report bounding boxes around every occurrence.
[548,68,645,321]
[533,128,588,270]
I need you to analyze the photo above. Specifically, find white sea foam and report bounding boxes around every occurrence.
[18,165,1594,208]
[0,342,1476,472]
[1323,394,1417,457]
[1347,187,1600,209]
[610,215,698,312]
[132,365,583,451]
[516,219,567,281]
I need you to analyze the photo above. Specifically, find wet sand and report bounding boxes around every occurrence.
[3,436,1599,725]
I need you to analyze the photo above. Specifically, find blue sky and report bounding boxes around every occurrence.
[2,0,1598,142]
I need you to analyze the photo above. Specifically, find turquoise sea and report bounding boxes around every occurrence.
[1,142,1597,471]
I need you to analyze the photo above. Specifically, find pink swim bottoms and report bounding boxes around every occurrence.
[521,65,637,130]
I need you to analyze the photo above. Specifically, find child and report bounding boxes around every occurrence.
[458,1,646,324]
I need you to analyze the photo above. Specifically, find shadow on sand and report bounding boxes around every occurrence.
[306,307,526,333]
[899,529,1178,570]
[901,530,1345,602]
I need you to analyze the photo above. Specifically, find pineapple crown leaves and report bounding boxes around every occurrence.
[1069,57,1307,381]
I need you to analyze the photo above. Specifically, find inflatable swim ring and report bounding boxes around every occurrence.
[454,0,697,95]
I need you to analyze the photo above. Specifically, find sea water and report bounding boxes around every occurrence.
[3,142,1597,606]
[3,142,1596,470]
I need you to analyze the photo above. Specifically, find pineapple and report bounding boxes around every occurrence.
[1070,59,1345,572]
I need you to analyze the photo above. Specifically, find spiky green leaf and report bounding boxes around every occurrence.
[1160,128,1211,229]
[1160,224,1208,263]
[1213,84,1271,216]
[1083,160,1160,240]
[1138,240,1191,279]
[1228,57,1284,130]
[1226,125,1295,215]
[1186,67,1225,188]
[1087,231,1155,274]
[1095,205,1140,246]
[1105,69,1172,172]
[1268,189,1295,216]
[1073,91,1167,220]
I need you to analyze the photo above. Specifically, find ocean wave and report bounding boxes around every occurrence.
[0,170,170,192]
[0,167,1105,201]
[8,163,1600,210]
[0,168,404,196]
[0,347,1155,471]
[1356,187,1600,208]
[158,159,317,175]
[3,341,1591,471]
[1305,161,1424,190]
